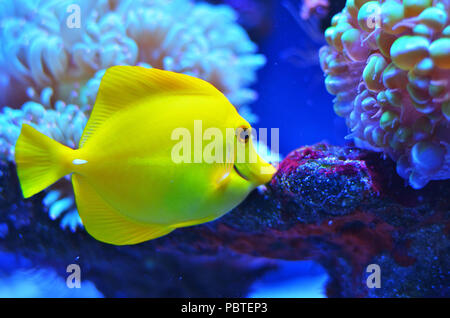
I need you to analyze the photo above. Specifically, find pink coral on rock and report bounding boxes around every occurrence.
[319,0,450,189]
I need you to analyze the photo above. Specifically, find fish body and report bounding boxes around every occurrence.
[15,66,276,245]
[74,95,250,225]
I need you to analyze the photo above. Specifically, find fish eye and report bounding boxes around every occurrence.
[236,126,250,144]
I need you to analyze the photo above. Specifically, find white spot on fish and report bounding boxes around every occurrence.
[73,159,88,165]
[218,171,230,184]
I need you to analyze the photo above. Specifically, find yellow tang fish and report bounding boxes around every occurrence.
[15,66,276,245]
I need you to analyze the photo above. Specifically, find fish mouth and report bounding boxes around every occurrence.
[233,165,249,181]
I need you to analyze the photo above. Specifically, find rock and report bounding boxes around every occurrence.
[0,143,448,297]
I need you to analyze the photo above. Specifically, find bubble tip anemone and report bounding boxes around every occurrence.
[320,0,450,189]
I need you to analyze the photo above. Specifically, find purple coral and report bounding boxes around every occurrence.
[319,0,450,189]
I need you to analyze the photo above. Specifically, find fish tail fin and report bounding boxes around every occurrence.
[15,124,74,198]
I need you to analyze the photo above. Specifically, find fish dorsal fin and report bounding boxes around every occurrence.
[79,66,225,147]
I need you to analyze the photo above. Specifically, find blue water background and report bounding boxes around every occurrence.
[252,1,347,156]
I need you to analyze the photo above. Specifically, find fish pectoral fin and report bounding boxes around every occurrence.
[72,175,173,245]
[215,154,234,190]
[215,170,231,190]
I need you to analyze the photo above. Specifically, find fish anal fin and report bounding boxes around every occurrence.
[172,214,218,228]
[79,66,225,147]
[72,175,173,245]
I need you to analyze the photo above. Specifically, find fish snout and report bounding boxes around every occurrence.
[252,159,277,185]
[234,155,277,186]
